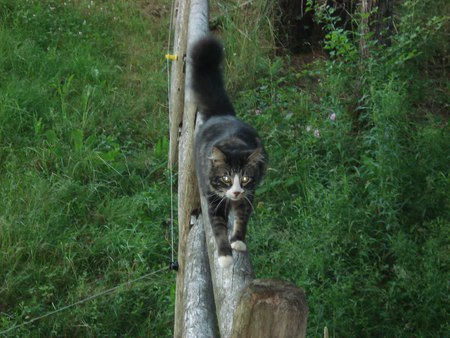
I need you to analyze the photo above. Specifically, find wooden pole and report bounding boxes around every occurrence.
[173,0,207,337]
[172,0,193,336]
[169,0,190,168]
[201,196,255,338]
[231,279,308,338]
[183,215,218,338]
[174,95,200,338]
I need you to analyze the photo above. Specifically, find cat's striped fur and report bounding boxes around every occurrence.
[192,36,267,268]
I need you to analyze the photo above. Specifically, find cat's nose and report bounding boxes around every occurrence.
[233,191,241,197]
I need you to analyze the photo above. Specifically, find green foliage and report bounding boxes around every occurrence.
[312,1,359,62]
[233,0,448,336]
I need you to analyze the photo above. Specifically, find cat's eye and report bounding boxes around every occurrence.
[221,175,232,184]
[241,176,251,185]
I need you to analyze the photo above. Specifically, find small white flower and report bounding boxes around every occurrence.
[306,125,312,132]
[330,112,336,121]
[255,109,261,116]
[314,129,320,138]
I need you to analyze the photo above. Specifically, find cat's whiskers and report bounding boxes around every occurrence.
[206,193,220,202]
[244,195,255,213]
[213,196,228,215]
[207,192,224,203]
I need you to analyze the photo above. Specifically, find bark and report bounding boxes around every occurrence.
[231,279,308,338]
[201,196,255,338]
[169,0,190,168]
[173,0,206,336]
[183,215,218,338]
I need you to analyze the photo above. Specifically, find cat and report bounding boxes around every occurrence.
[191,36,267,268]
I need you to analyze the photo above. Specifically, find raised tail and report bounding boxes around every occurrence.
[190,36,235,119]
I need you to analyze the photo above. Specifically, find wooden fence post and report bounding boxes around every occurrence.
[201,196,255,338]
[183,215,218,337]
[172,0,207,337]
[231,279,308,338]
[169,0,190,168]
[171,0,194,336]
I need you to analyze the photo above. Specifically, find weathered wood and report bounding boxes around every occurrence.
[173,74,201,337]
[201,195,255,338]
[231,279,308,338]
[169,0,190,168]
[172,0,195,336]
[173,0,208,337]
[183,215,218,338]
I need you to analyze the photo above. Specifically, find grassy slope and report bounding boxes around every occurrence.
[0,0,174,336]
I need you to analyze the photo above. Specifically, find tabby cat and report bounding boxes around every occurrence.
[192,36,267,268]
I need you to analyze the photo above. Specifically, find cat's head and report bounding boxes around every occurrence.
[207,145,266,201]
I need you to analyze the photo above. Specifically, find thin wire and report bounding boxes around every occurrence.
[0,267,169,336]
[166,0,176,264]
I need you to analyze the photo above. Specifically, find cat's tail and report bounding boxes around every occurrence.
[190,36,235,119]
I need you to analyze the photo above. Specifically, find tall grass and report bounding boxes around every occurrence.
[1,0,174,336]
[226,0,449,336]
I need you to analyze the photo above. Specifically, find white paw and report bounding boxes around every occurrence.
[231,240,247,252]
[218,255,233,268]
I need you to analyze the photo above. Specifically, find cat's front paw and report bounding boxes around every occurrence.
[231,240,247,252]
[218,255,233,268]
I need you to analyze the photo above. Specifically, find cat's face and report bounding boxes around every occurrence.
[208,146,264,201]
[213,171,249,201]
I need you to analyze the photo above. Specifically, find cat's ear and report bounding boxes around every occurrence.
[209,147,226,166]
[247,147,265,165]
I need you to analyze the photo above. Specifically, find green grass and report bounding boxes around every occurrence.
[230,1,449,336]
[1,0,174,336]
[1,0,449,337]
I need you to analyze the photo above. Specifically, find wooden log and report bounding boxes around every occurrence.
[231,279,308,338]
[173,0,208,337]
[169,0,190,168]
[171,1,189,335]
[201,195,255,338]
[172,0,195,336]
[183,215,218,338]
[173,69,201,336]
